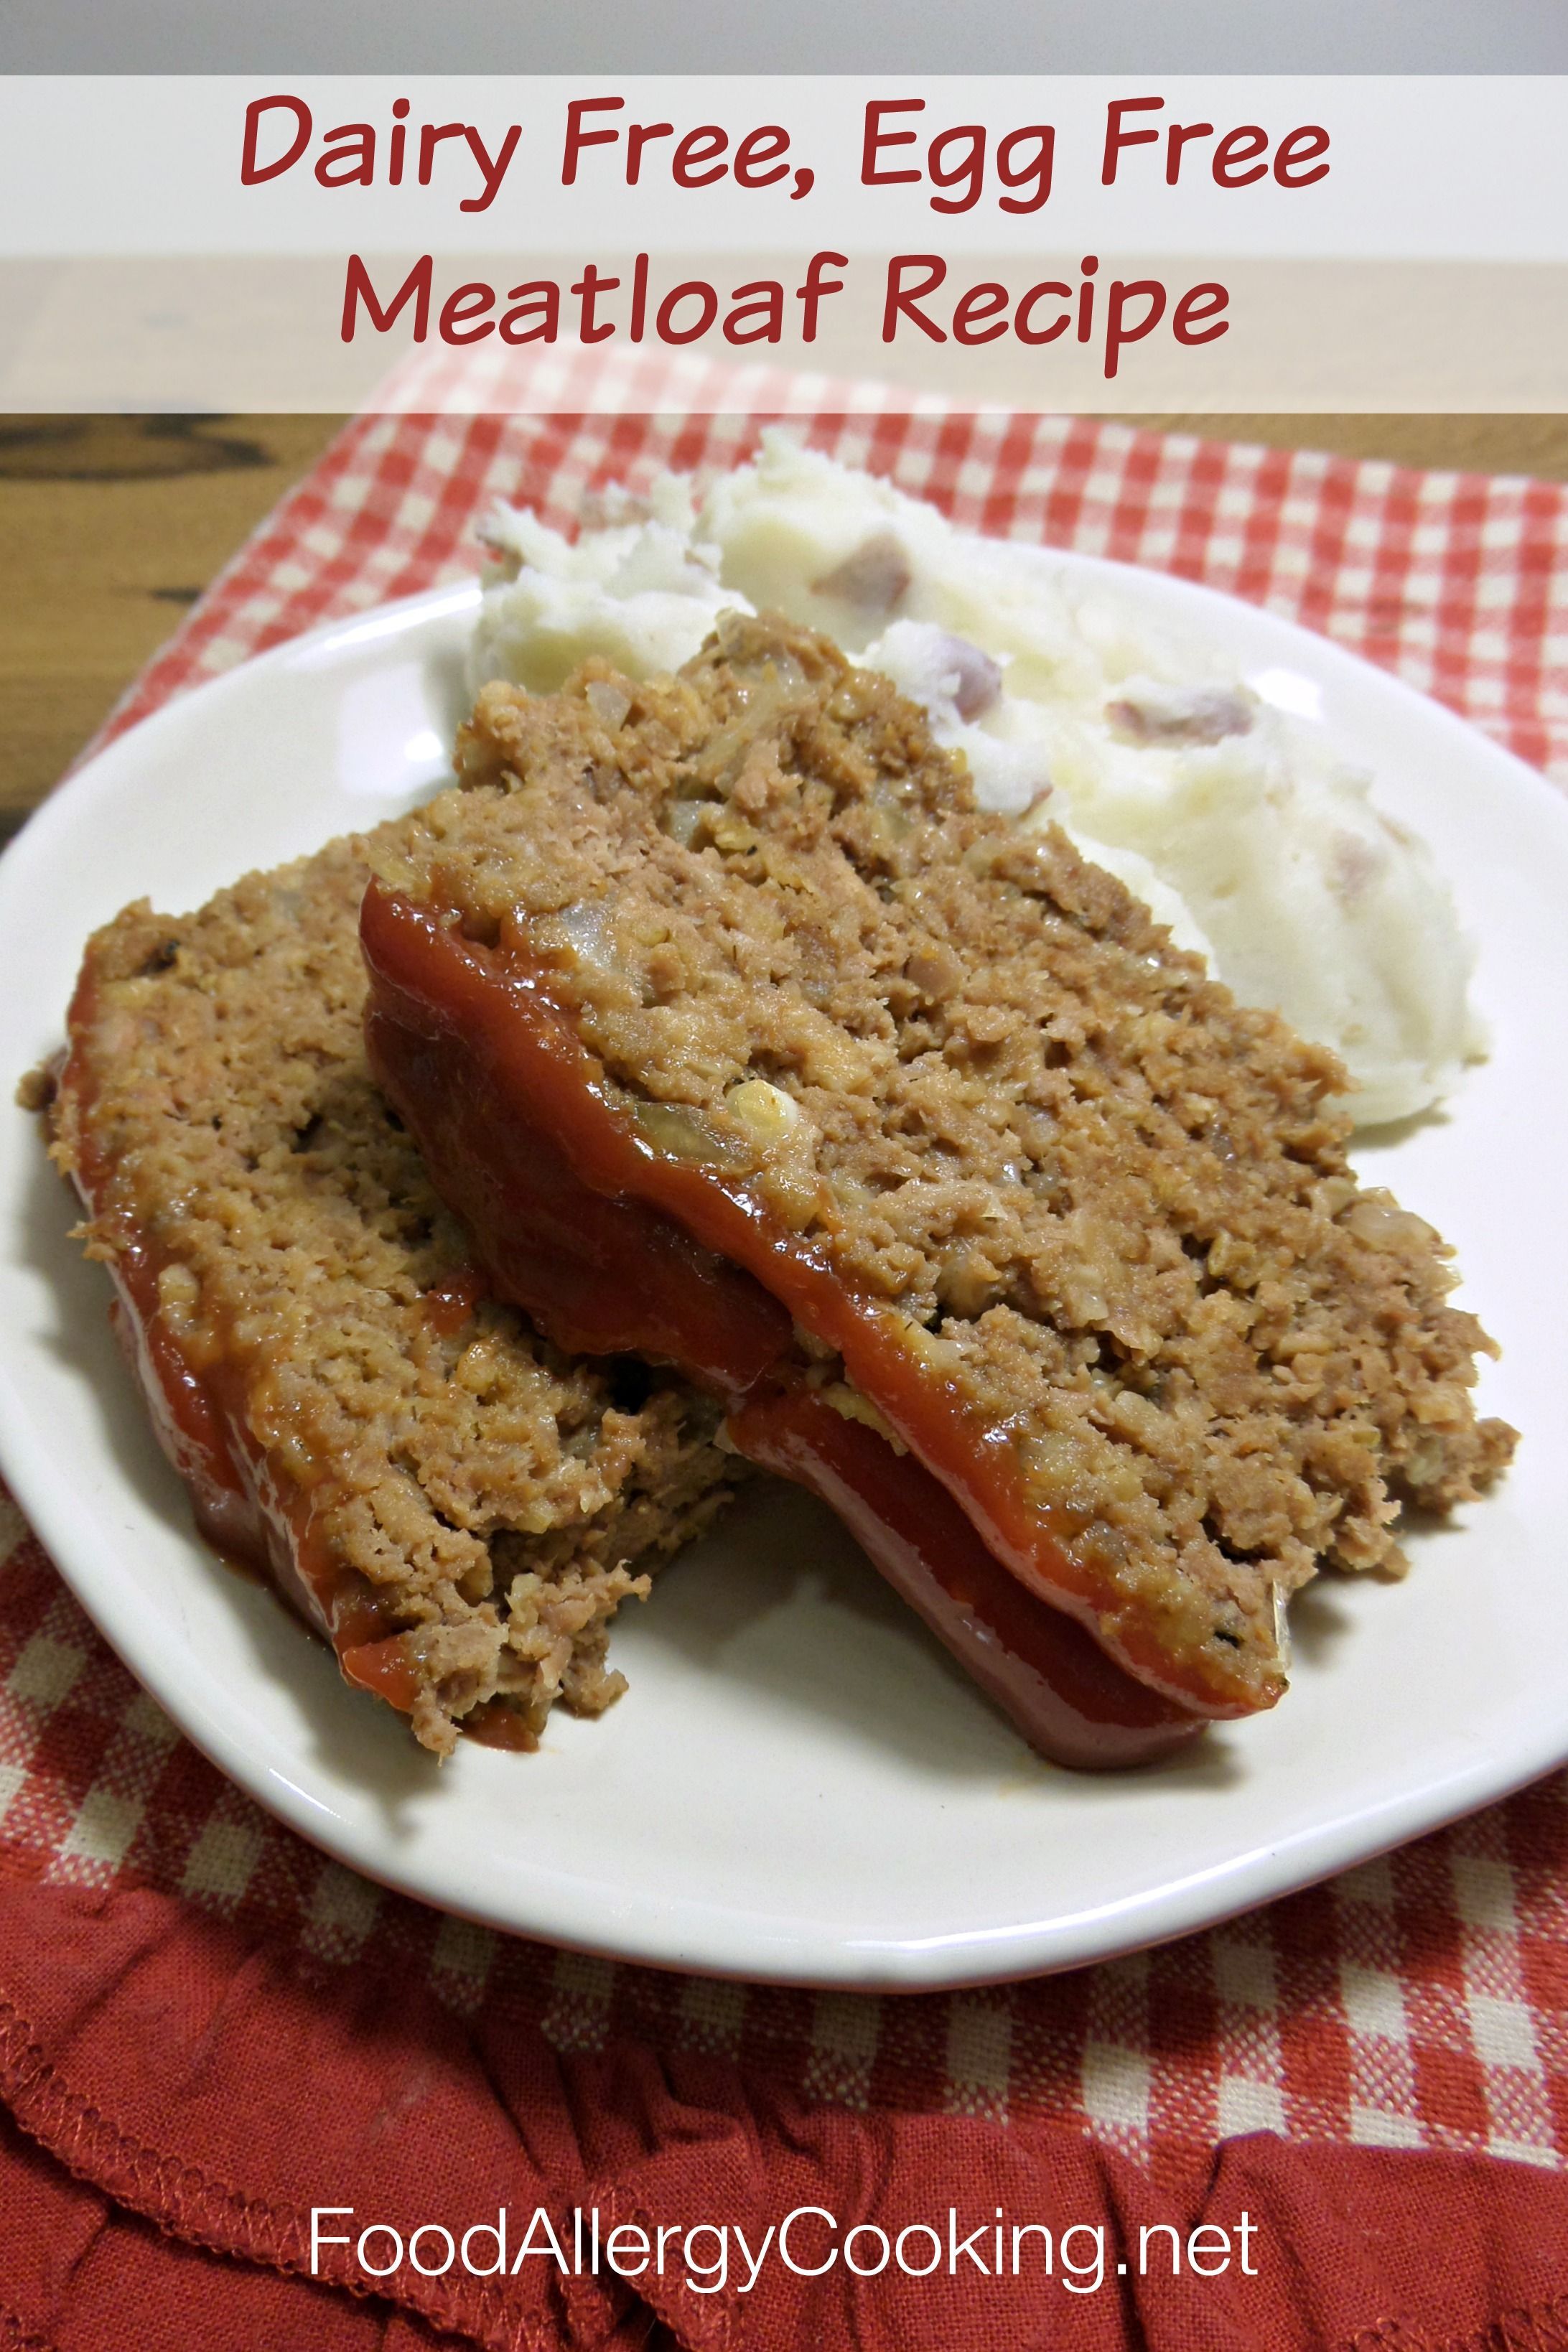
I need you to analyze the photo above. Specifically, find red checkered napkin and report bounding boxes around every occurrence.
[8,405,1568,2184]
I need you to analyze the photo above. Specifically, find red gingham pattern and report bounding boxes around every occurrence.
[12,407,1568,2183]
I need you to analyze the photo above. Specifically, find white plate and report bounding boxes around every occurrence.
[0,570,1563,1992]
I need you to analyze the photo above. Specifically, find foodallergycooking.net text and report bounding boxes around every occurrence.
[309,2203,1260,2295]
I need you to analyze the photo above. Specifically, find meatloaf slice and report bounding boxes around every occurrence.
[45,831,737,1756]
[360,613,1515,1735]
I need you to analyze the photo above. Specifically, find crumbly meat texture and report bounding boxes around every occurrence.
[379,613,1515,1701]
[47,834,736,1756]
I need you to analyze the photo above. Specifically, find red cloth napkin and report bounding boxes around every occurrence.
[5,406,1568,2342]
[3,1870,1568,2350]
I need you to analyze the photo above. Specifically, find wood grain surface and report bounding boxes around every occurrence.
[4,412,1568,846]
[0,416,344,843]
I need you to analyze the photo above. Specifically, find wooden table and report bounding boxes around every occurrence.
[5,412,1568,845]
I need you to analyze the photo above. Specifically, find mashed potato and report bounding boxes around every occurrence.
[472,475,735,693]
[472,435,1481,1127]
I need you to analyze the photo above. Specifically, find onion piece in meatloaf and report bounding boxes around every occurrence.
[360,613,1516,1749]
[43,833,738,1756]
